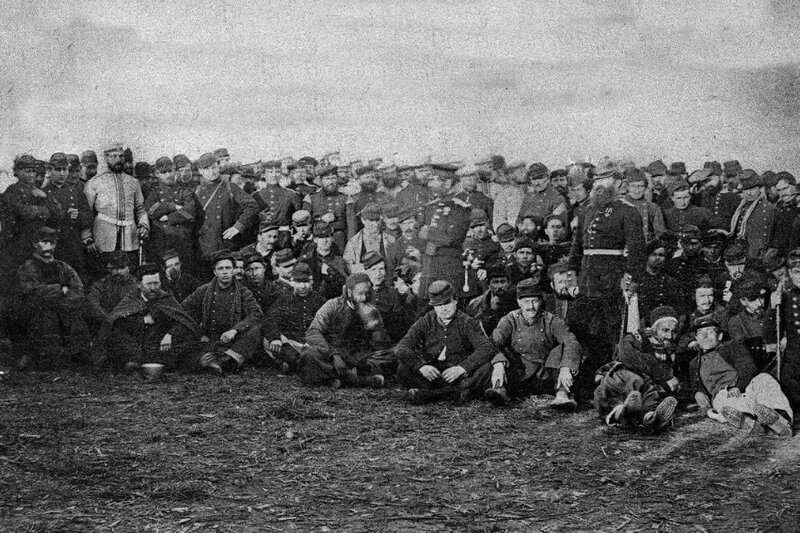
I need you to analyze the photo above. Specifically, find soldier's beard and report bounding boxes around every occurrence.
[381,176,399,189]
[589,185,618,208]
[360,181,378,193]
[110,163,125,173]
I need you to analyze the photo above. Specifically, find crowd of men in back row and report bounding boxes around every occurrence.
[2,145,799,437]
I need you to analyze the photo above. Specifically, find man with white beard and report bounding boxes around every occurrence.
[568,161,647,374]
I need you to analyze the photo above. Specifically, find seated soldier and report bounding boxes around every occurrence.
[465,263,518,337]
[242,254,272,312]
[88,250,139,313]
[181,251,264,374]
[265,248,298,303]
[160,248,200,301]
[262,262,327,374]
[300,221,348,300]
[299,272,389,388]
[98,263,200,371]
[689,315,792,437]
[395,280,495,404]
[506,238,545,287]
[593,306,680,430]
[14,227,103,368]
[239,219,282,280]
[487,278,580,410]
[727,276,770,372]
[362,251,417,343]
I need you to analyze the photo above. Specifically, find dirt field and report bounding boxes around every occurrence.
[1,367,798,532]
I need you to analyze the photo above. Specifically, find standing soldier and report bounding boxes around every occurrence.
[623,167,665,243]
[456,164,494,227]
[84,143,149,267]
[568,163,647,372]
[80,150,99,186]
[252,159,301,228]
[43,152,94,281]
[517,163,568,226]
[764,248,800,413]
[397,163,433,224]
[3,155,63,276]
[194,152,258,273]
[418,164,472,298]
[492,161,528,232]
[730,170,775,261]
[144,156,196,270]
[303,165,353,252]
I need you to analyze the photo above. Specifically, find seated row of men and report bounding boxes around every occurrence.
[9,226,795,439]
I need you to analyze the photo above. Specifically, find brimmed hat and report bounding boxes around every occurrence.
[516,278,543,299]
[668,162,686,176]
[48,152,69,169]
[196,153,218,170]
[527,163,549,181]
[154,157,174,173]
[362,251,385,270]
[703,229,727,247]
[738,169,762,190]
[428,280,455,306]
[173,154,191,169]
[703,161,722,176]
[213,148,229,159]
[36,226,59,243]
[723,160,742,177]
[258,219,280,234]
[687,168,713,184]
[486,263,508,280]
[290,262,313,282]
[624,167,647,184]
[161,248,180,262]
[645,160,667,177]
[736,276,764,300]
[292,210,312,226]
[667,178,690,196]
[313,221,333,238]
[211,250,235,267]
[723,243,747,263]
[692,314,720,331]
[243,254,265,268]
[80,150,98,166]
[514,238,535,252]
[496,223,516,243]
[470,208,488,228]
[273,249,298,267]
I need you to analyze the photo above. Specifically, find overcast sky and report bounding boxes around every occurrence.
[2,0,799,171]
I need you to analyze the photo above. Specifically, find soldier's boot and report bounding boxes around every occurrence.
[550,389,578,412]
[484,386,510,406]
[642,396,678,430]
[405,386,460,405]
[345,369,384,389]
[752,404,793,439]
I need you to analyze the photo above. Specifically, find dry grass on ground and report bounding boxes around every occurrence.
[1,367,799,532]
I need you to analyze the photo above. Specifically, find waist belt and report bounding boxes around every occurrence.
[584,248,625,256]
[96,213,136,227]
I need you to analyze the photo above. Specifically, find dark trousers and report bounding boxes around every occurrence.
[299,345,394,386]
[593,367,661,422]
[396,362,493,400]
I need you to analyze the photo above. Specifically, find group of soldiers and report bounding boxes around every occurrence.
[1,145,799,437]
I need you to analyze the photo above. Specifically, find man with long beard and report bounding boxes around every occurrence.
[84,143,149,267]
[593,306,680,430]
[350,166,386,232]
[568,163,647,374]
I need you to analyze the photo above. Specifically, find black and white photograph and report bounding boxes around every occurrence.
[1,1,799,531]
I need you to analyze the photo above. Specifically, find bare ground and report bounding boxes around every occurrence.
[1,367,798,533]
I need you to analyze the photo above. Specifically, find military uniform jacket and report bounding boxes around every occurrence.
[386,234,425,275]
[181,278,263,338]
[195,177,259,260]
[616,333,675,388]
[457,191,494,227]
[2,181,63,266]
[299,249,349,300]
[729,194,775,260]
[422,194,471,255]
[305,295,391,356]
[397,183,432,224]
[85,171,149,252]
[636,271,684,320]
[263,289,327,342]
[699,187,741,230]
[252,184,301,227]
[144,183,196,239]
[89,274,139,313]
[625,197,665,242]
[688,341,755,399]
[770,200,800,255]
[568,199,647,295]
[303,190,353,236]
[517,185,567,224]
[663,205,711,234]
[395,310,494,374]
[491,309,581,382]
[42,182,93,271]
